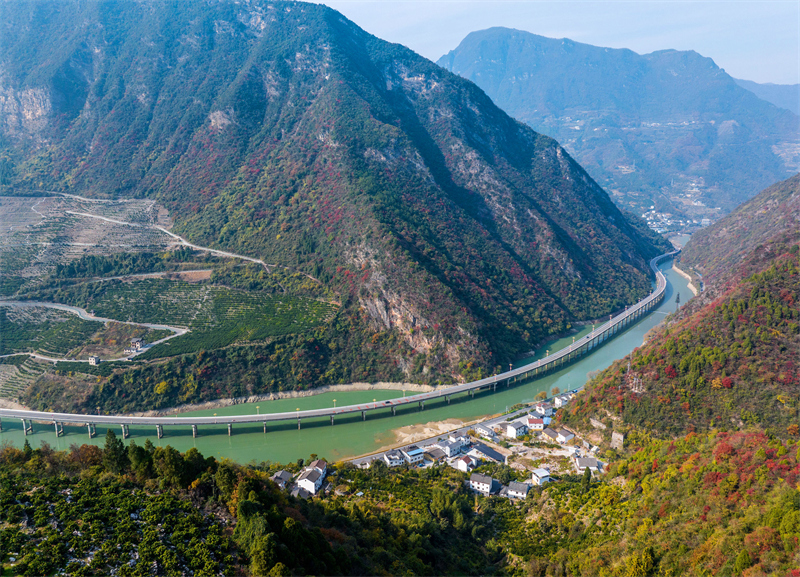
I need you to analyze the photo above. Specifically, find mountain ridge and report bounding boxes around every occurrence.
[0,0,668,404]
[437,27,799,218]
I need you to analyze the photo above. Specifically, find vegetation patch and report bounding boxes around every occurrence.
[0,307,103,357]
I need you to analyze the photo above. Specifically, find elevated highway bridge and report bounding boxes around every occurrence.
[0,250,679,440]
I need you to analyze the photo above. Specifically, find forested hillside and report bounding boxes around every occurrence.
[563,239,799,439]
[0,0,667,394]
[2,429,798,576]
[438,28,799,217]
[681,173,800,282]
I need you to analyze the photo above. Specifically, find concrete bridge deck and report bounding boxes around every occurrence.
[0,250,678,437]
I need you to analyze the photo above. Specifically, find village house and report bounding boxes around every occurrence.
[88,356,100,366]
[507,481,531,499]
[130,337,145,350]
[557,429,575,444]
[475,424,497,439]
[471,443,506,464]
[401,445,425,466]
[270,470,293,490]
[439,434,469,458]
[309,459,328,476]
[553,394,571,408]
[531,468,552,486]
[469,473,494,495]
[383,449,405,467]
[291,486,311,500]
[534,402,554,417]
[505,421,528,438]
[297,468,323,495]
[542,427,559,442]
[575,457,603,474]
[456,455,478,473]
[526,417,544,431]
[425,447,446,463]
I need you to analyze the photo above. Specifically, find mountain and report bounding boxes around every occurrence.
[681,173,800,282]
[735,78,800,116]
[0,0,668,400]
[562,177,800,439]
[437,28,800,219]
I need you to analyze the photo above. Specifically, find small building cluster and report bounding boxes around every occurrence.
[124,337,146,355]
[270,459,328,500]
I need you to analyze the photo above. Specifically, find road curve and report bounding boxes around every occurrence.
[0,250,679,428]
[0,300,188,361]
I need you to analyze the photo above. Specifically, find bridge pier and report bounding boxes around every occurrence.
[227,423,233,436]
[297,418,302,429]
[156,424,163,439]
[53,421,63,437]
[419,400,424,411]
[362,411,366,421]
[121,424,129,439]
[21,419,31,436]
[493,383,496,392]
[330,415,335,425]
[263,421,267,434]
[0,417,3,432]
[87,423,96,438]
[446,396,450,404]
[391,406,396,416]
[192,424,198,438]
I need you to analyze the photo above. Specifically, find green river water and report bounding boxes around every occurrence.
[1,260,692,465]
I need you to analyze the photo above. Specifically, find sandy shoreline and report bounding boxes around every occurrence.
[672,264,699,296]
[127,381,443,417]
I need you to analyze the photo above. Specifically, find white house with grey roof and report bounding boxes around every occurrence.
[270,470,293,490]
[531,468,552,486]
[507,481,530,499]
[469,473,494,495]
[505,421,528,438]
[401,445,425,466]
[383,449,405,467]
[297,468,323,494]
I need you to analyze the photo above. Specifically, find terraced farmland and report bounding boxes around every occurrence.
[0,357,49,400]
[0,306,103,357]
[0,195,176,295]
[35,278,339,358]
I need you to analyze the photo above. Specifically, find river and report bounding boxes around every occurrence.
[0,260,691,465]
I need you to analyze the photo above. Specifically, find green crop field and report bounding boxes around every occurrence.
[139,293,338,359]
[0,308,103,356]
[35,279,339,359]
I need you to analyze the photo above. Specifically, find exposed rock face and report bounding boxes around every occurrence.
[0,0,669,382]
[0,72,52,143]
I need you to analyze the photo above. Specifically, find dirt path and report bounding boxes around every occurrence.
[61,199,322,286]
[0,300,188,361]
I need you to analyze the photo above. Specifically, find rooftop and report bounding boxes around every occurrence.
[470,473,493,485]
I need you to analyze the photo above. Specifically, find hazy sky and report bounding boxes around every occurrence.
[312,1,800,85]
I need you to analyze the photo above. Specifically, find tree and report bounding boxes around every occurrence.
[102,429,128,474]
[733,549,751,574]
[581,467,592,493]
[535,391,547,401]
[551,387,561,396]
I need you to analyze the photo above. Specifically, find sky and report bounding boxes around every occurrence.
[311,1,800,85]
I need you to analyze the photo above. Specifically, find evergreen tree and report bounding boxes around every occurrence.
[102,429,128,473]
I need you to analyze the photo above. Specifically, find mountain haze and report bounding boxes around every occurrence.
[438,28,799,218]
[0,0,667,390]
[735,78,800,116]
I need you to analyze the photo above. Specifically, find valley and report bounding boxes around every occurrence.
[0,2,797,576]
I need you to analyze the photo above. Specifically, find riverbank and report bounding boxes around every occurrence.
[672,264,699,296]
[128,381,442,417]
